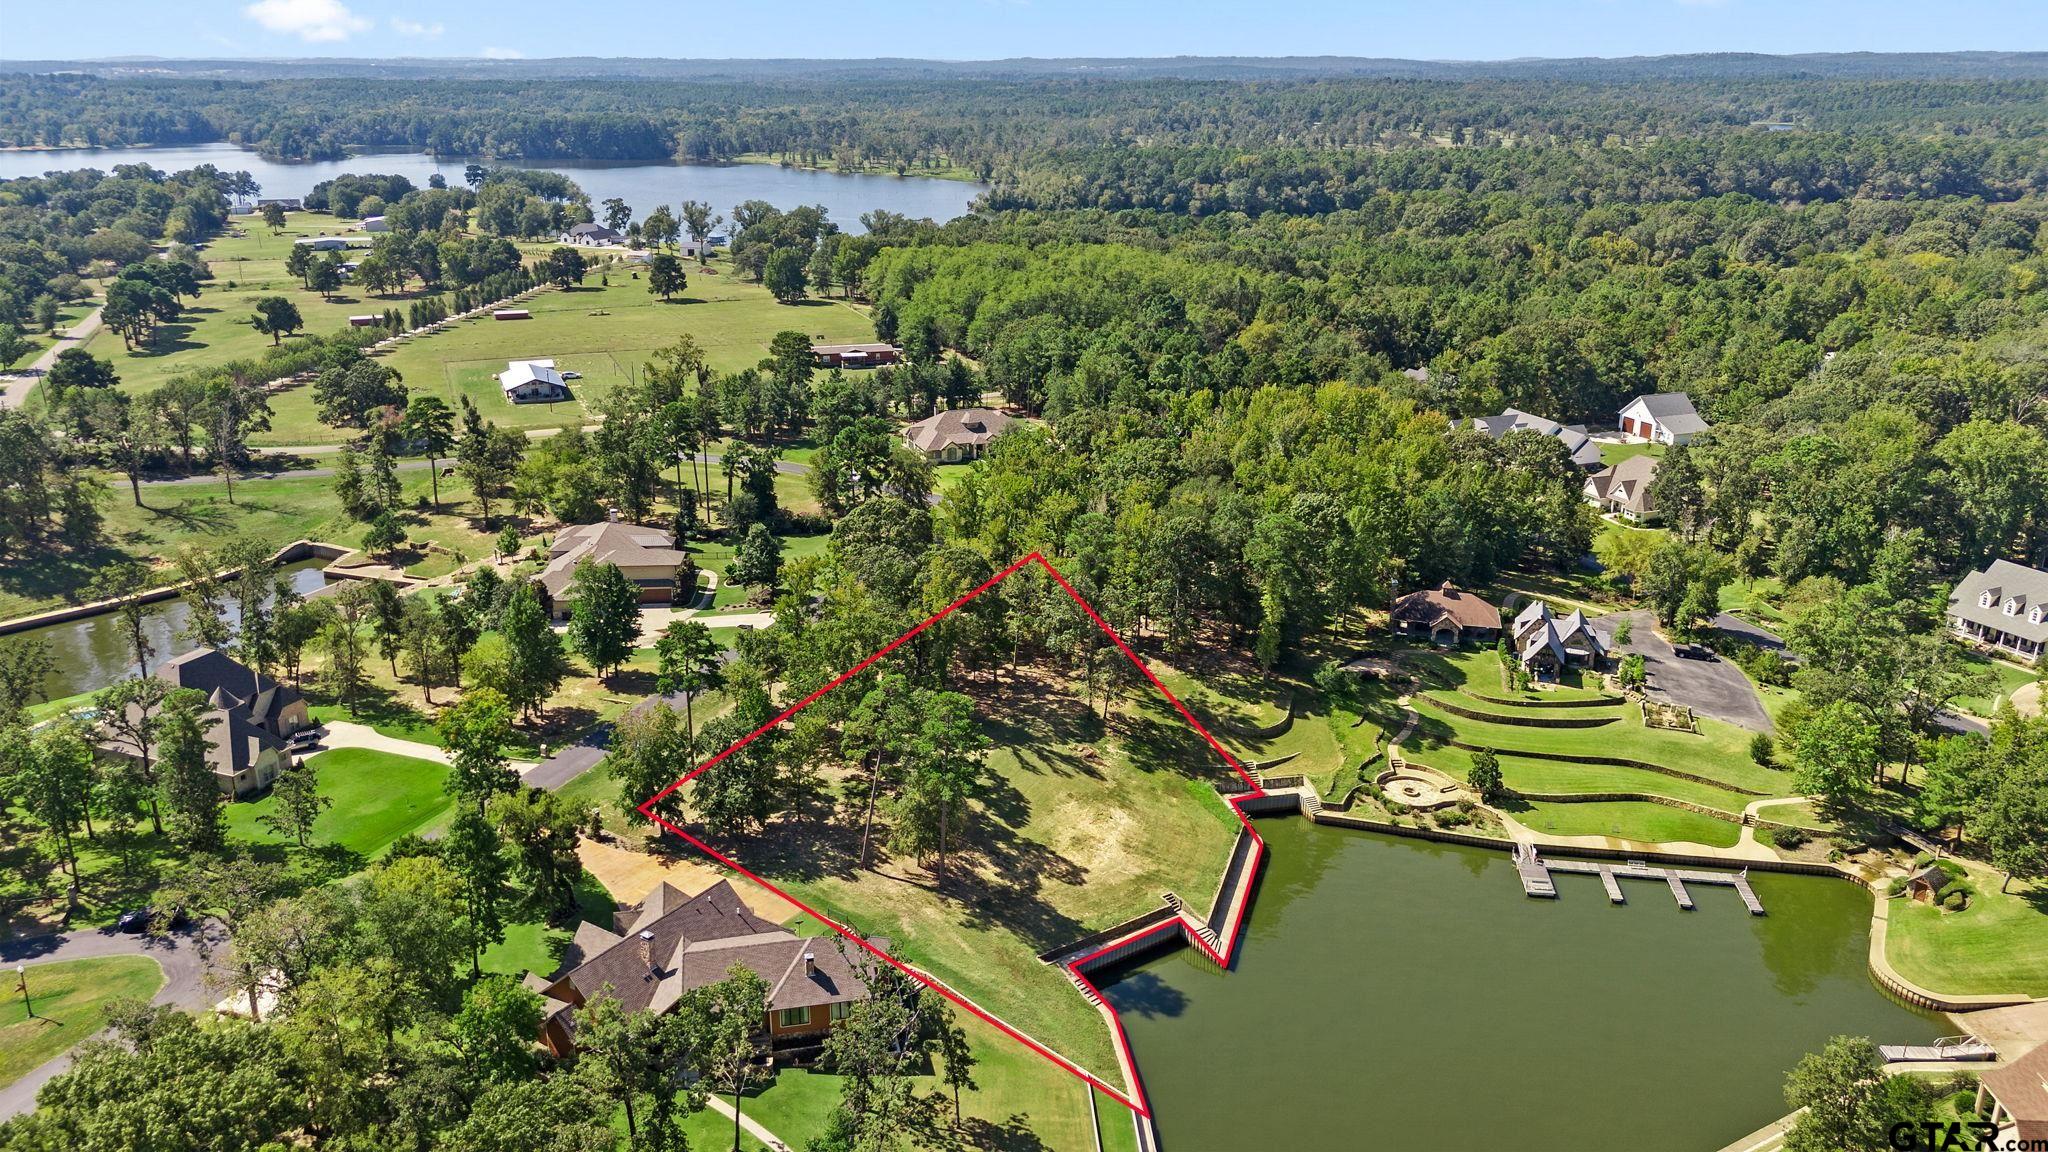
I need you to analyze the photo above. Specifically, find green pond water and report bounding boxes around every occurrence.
[1099,819,1943,1152]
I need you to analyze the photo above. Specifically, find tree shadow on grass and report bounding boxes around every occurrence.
[956,1114,1053,1152]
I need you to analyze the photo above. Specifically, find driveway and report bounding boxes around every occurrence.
[0,919,223,1119]
[524,679,731,793]
[1597,609,1774,733]
[0,306,104,410]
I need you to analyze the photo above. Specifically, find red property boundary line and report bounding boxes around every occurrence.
[637,551,1271,1118]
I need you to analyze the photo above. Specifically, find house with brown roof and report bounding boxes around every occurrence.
[1977,1040,2048,1146]
[530,880,883,1064]
[1583,454,1660,522]
[98,647,309,799]
[538,520,696,621]
[1389,582,1502,646]
[904,407,1012,463]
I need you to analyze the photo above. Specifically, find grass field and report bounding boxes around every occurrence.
[682,659,1243,1091]
[1887,875,2048,997]
[223,747,454,860]
[1952,652,2041,718]
[243,255,875,446]
[83,214,412,393]
[0,956,164,1089]
[1506,799,1744,847]
[1596,441,1666,467]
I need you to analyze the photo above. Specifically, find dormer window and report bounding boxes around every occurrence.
[2005,598,2022,617]
[2031,606,2045,625]
[1980,592,1997,609]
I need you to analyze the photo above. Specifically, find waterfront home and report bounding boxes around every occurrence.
[1511,601,1605,674]
[811,342,901,369]
[562,222,623,246]
[903,407,1012,462]
[537,519,695,620]
[98,648,309,800]
[1617,392,1710,446]
[1389,582,1502,646]
[1977,1041,2048,1146]
[530,880,882,1063]
[1945,559,2047,666]
[1469,408,1604,469]
[498,359,569,403]
[1583,454,1660,522]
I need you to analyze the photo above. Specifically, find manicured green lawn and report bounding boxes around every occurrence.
[1,956,165,1088]
[1510,799,1745,847]
[1596,441,1665,466]
[224,747,453,860]
[1888,875,2048,997]
[1151,662,1386,797]
[479,869,618,980]
[1951,652,2041,719]
[1422,745,1759,814]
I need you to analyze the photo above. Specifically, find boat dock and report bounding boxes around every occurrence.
[1514,848,1765,914]
[1878,1036,1998,1063]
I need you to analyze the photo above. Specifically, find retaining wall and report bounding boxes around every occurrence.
[1439,737,1768,797]
[0,539,352,636]
[1464,690,1623,709]
[1424,693,1619,729]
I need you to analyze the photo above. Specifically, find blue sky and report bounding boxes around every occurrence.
[0,0,2038,62]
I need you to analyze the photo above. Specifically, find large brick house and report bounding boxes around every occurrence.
[529,881,883,1063]
[1946,559,2047,666]
[538,521,696,620]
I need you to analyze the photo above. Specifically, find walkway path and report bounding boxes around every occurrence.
[0,306,104,409]
[314,719,537,774]
[1492,808,1782,862]
[701,1092,792,1152]
[0,919,223,1119]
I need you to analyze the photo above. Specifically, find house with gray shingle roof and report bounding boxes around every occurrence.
[533,880,884,1063]
[1511,601,1606,676]
[97,647,310,799]
[1946,559,2048,666]
[1469,409,1605,469]
[1618,392,1710,446]
[1583,454,1661,522]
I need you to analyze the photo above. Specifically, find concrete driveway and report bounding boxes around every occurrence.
[0,919,224,1119]
[1597,609,1774,733]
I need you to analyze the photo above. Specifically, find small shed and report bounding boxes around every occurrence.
[1904,864,1947,903]
[348,315,379,327]
[493,309,531,321]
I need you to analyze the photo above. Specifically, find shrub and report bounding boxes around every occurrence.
[1771,826,1810,850]
[1886,876,1910,897]
[1749,732,1775,766]
[1437,809,1471,828]
[1942,890,1967,911]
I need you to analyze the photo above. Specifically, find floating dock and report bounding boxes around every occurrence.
[1878,1035,1997,1063]
[1515,849,1765,914]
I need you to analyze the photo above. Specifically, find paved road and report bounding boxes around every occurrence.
[0,306,104,409]
[0,919,223,1119]
[1598,609,1775,733]
[525,678,732,793]
[1712,611,1791,654]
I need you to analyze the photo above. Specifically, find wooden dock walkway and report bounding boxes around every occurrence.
[1522,855,1764,914]
[1878,1036,1998,1063]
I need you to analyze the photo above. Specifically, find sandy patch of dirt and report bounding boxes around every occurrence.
[576,835,796,924]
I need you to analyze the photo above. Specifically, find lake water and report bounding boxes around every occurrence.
[0,144,988,233]
[1100,818,1942,1152]
[24,561,331,702]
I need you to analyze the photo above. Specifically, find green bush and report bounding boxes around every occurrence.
[1942,890,1967,911]
[1771,826,1810,850]
[1437,809,1471,828]
[1886,876,1910,896]
[1748,732,1775,766]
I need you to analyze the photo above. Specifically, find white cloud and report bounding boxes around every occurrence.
[390,17,444,37]
[242,0,372,42]
[479,46,525,59]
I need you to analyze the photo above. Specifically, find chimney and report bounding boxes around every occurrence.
[639,930,656,975]
[803,952,816,977]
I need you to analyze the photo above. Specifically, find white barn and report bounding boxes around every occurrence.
[1618,393,1710,446]
[499,359,570,403]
